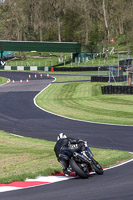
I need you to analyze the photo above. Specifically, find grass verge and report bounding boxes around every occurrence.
[6,51,132,67]
[36,76,133,125]
[0,77,8,85]
[54,76,91,82]
[0,130,132,184]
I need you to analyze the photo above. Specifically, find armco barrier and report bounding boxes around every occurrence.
[53,65,110,72]
[54,66,99,71]
[101,85,133,94]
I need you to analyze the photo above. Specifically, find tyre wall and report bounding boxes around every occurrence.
[101,85,133,94]
[91,75,127,82]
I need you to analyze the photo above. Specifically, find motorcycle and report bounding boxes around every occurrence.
[69,147,104,178]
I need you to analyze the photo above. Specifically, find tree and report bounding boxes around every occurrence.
[0,0,132,52]
[48,0,66,42]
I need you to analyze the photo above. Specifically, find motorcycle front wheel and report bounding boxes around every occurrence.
[92,159,104,175]
[69,158,89,179]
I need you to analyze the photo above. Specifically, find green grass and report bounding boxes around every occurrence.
[6,50,133,68]
[6,57,59,67]
[36,76,133,125]
[62,56,119,67]
[6,52,71,67]
[0,130,132,184]
[0,77,8,85]
[6,56,117,68]
[0,131,60,184]
[55,76,91,82]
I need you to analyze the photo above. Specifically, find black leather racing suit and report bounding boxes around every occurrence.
[54,137,86,173]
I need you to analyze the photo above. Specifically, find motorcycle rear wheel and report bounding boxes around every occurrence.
[69,158,89,179]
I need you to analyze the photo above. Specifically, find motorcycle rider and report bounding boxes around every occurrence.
[54,133,88,176]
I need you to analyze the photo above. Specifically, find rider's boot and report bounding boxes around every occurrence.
[63,168,72,176]
[60,160,71,176]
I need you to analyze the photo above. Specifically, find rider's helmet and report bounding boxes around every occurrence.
[57,133,67,141]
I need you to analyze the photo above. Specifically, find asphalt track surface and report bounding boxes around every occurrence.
[0,71,133,200]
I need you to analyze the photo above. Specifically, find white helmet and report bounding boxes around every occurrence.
[57,133,67,141]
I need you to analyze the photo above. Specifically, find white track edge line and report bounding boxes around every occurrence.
[10,133,24,138]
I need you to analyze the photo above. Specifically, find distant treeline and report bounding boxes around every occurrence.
[0,0,133,53]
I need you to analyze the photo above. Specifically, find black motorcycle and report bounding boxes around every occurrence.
[69,147,104,178]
